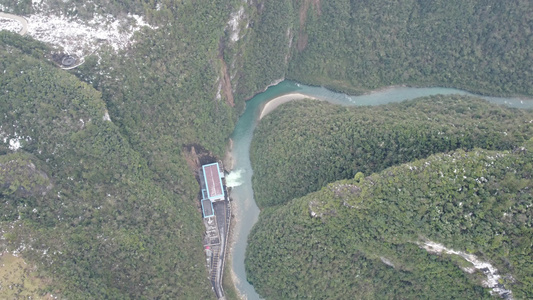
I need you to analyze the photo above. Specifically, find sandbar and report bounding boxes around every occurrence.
[259,93,319,119]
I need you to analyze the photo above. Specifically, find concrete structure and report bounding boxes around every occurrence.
[199,162,229,299]
[202,163,225,202]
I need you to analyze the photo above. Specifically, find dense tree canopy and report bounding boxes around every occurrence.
[2,0,243,296]
[223,0,533,101]
[231,0,294,104]
[2,0,533,298]
[0,37,215,299]
[251,96,533,208]
[287,0,533,96]
[247,141,533,299]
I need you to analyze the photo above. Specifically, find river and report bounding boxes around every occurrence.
[227,80,532,300]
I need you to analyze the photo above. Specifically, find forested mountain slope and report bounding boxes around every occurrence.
[230,0,294,103]
[2,0,533,298]
[1,0,242,297]
[251,96,533,208]
[288,0,533,95]
[231,0,533,99]
[0,35,214,298]
[246,141,533,299]
[72,0,239,195]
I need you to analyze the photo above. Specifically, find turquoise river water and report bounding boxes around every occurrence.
[227,80,532,300]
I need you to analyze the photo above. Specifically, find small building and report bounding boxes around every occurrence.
[202,163,225,202]
[201,197,215,218]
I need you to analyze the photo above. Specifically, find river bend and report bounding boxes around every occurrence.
[228,80,532,300]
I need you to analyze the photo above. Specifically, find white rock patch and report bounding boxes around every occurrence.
[7,135,31,151]
[420,240,513,299]
[102,111,111,122]
[26,12,155,58]
[0,17,23,33]
[1,4,155,60]
[380,257,395,268]
[227,6,244,42]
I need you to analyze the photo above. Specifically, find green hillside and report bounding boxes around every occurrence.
[1,0,533,298]
[231,0,294,103]
[287,0,533,96]
[251,96,533,208]
[0,35,214,298]
[2,0,242,297]
[246,141,533,299]
[72,0,238,193]
[224,0,533,100]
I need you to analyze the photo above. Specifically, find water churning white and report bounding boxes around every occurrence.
[226,169,245,188]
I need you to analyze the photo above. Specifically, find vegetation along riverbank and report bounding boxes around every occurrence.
[1,0,532,298]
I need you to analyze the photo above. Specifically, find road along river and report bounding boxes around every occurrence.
[227,80,532,300]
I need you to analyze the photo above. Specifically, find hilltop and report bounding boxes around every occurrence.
[251,96,533,208]
[247,141,533,299]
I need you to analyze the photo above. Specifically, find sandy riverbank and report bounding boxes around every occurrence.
[259,93,319,119]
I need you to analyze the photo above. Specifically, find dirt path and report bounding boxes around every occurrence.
[219,58,235,107]
[0,12,28,35]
